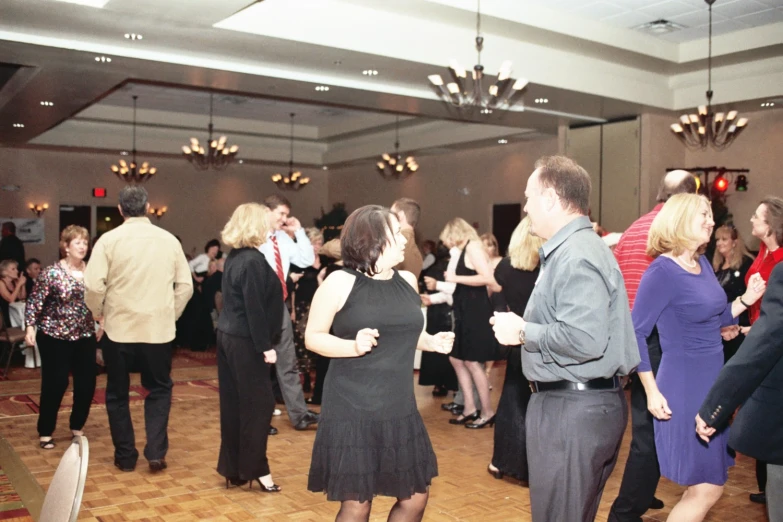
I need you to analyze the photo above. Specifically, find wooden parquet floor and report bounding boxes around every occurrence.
[0,363,769,521]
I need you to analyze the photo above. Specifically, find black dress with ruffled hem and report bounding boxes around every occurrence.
[307,268,438,502]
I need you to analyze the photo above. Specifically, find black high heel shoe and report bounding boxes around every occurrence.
[465,414,496,429]
[250,478,281,493]
[225,477,248,489]
[449,410,480,425]
[487,464,504,480]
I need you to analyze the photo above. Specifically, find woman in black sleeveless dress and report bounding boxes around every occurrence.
[305,205,454,522]
[486,217,543,483]
[439,218,497,429]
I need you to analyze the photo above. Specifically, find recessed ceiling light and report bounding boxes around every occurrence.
[40,101,54,106]
[534,98,549,104]
[322,166,329,170]
[95,56,112,63]
[238,159,244,164]
[498,139,508,144]
[52,0,110,7]
[480,108,493,114]
[124,33,143,41]
[120,151,129,156]
[362,69,379,76]
[761,102,775,108]
[333,60,342,66]
[13,123,24,128]
[315,85,330,92]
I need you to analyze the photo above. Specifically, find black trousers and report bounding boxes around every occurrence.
[216,331,274,480]
[36,332,96,437]
[102,336,173,466]
[608,330,663,522]
[527,386,627,522]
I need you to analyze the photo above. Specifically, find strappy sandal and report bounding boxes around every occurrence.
[39,438,55,449]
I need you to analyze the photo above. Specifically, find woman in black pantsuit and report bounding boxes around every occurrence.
[216,203,283,492]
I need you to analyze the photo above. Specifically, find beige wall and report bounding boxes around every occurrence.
[327,138,559,242]
[0,148,328,264]
[640,112,686,214]
[684,108,782,249]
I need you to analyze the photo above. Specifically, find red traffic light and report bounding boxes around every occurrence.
[713,176,729,192]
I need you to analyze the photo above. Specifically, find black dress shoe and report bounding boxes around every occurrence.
[441,402,458,411]
[269,426,278,436]
[114,460,135,472]
[750,492,766,504]
[450,405,464,416]
[449,411,480,425]
[649,497,664,510]
[432,386,448,397]
[487,464,504,480]
[148,459,167,472]
[294,411,319,431]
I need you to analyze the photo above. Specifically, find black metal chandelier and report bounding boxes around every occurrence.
[377,116,418,178]
[271,113,310,190]
[427,0,527,114]
[110,95,157,183]
[182,93,239,170]
[670,0,748,150]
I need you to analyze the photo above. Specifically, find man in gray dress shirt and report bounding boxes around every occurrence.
[493,156,640,522]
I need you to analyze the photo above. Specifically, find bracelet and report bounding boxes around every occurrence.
[738,296,751,308]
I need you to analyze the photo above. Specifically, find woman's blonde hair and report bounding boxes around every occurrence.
[60,225,89,258]
[0,259,18,278]
[305,227,324,245]
[221,203,271,249]
[440,217,480,248]
[508,217,544,271]
[711,224,753,271]
[480,233,499,258]
[647,194,711,258]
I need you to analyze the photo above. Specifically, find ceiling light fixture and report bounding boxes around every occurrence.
[427,0,527,114]
[322,166,329,171]
[40,101,54,106]
[182,92,239,170]
[95,56,112,63]
[12,123,24,128]
[761,102,775,108]
[110,95,157,183]
[534,98,548,104]
[315,85,330,92]
[271,113,309,191]
[124,33,143,40]
[498,139,508,144]
[362,69,378,76]
[377,116,418,178]
[670,0,747,150]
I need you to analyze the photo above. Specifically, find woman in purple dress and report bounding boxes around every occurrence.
[633,194,766,521]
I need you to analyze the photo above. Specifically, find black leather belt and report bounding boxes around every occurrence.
[529,376,621,393]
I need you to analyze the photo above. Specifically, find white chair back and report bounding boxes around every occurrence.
[38,436,89,522]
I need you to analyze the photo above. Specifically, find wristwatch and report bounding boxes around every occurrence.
[518,326,526,345]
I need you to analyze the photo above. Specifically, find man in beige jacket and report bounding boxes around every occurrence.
[85,186,193,473]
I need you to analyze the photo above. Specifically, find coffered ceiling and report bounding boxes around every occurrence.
[0,0,780,168]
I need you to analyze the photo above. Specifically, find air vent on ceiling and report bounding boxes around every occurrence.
[633,19,686,35]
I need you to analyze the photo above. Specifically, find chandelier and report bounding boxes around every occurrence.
[271,113,310,191]
[670,0,748,150]
[110,95,157,183]
[377,116,418,178]
[182,93,239,170]
[427,0,528,114]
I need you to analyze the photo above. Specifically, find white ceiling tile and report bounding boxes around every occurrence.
[669,9,728,27]
[574,1,629,19]
[735,7,783,26]
[638,0,702,19]
[602,10,656,27]
[654,26,708,41]
[757,0,783,7]
[713,0,771,19]
[708,18,751,35]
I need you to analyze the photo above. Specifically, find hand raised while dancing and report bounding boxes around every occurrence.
[355,328,379,355]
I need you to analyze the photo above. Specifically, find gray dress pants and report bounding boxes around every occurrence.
[769,463,783,522]
[526,386,627,522]
[272,300,307,426]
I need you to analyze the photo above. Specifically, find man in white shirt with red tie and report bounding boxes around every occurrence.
[260,195,319,430]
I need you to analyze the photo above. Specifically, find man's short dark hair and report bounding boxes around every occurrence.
[205,239,221,253]
[2,222,16,234]
[656,170,698,203]
[341,205,396,276]
[24,258,40,270]
[263,194,291,211]
[391,198,421,228]
[118,186,149,217]
[535,156,591,215]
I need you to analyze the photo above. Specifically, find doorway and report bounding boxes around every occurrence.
[96,206,123,238]
[492,203,522,256]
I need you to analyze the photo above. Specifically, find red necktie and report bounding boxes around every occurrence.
[270,236,288,300]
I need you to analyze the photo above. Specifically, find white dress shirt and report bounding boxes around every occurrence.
[188,253,211,274]
[428,247,460,306]
[258,228,314,279]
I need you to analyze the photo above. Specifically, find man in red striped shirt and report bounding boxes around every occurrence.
[608,170,697,522]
